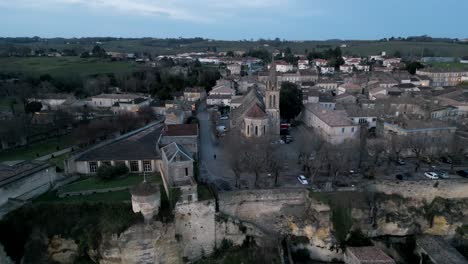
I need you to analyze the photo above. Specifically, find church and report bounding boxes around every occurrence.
[230,62,280,138]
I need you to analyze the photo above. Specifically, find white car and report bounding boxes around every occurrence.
[297,175,309,185]
[424,172,439,180]
[220,116,229,120]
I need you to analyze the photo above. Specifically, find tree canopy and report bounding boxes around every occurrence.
[280,82,303,120]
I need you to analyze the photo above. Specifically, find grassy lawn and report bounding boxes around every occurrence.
[34,190,131,203]
[0,56,136,78]
[60,173,161,193]
[0,135,75,162]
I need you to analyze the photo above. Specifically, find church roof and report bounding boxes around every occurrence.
[245,103,267,119]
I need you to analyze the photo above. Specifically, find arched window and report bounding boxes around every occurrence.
[255,126,258,136]
[273,94,276,108]
[247,124,250,135]
[269,95,273,108]
[263,125,266,135]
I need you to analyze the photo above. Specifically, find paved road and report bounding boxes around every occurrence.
[197,103,234,190]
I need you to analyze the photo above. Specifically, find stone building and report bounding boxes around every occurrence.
[160,142,198,203]
[417,68,468,87]
[90,93,147,108]
[304,103,359,145]
[160,124,199,158]
[69,124,163,175]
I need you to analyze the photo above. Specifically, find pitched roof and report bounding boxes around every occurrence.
[245,103,267,119]
[76,125,162,161]
[305,103,354,127]
[161,142,193,163]
[163,124,198,137]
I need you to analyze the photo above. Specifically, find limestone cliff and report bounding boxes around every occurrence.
[99,222,182,264]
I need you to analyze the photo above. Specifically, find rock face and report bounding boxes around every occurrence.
[0,242,13,264]
[99,222,182,264]
[47,236,78,264]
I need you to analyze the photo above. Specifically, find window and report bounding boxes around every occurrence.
[255,126,258,136]
[143,160,152,172]
[185,167,189,176]
[352,127,355,133]
[89,161,98,173]
[130,161,139,172]
[247,125,250,135]
[115,161,125,167]
[102,161,111,166]
[342,128,345,133]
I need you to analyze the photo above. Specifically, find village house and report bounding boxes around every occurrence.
[91,93,147,108]
[183,87,207,102]
[227,63,242,75]
[111,97,151,114]
[298,59,310,70]
[314,59,328,67]
[320,66,335,75]
[304,103,359,144]
[159,142,198,203]
[273,60,294,72]
[381,118,457,142]
[159,124,199,158]
[29,93,76,111]
[356,64,370,72]
[68,124,163,175]
[316,78,341,91]
[417,68,468,87]
[340,64,354,74]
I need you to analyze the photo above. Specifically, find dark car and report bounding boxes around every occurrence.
[457,170,468,178]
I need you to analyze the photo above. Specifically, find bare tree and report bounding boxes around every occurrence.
[407,135,427,172]
[224,131,245,188]
[386,134,406,164]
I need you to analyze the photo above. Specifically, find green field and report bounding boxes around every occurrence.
[60,173,160,193]
[0,56,136,78]
[0,135,74,162]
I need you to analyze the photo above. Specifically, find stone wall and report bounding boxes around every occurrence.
[174,200,216,260]
[367,179,468,202]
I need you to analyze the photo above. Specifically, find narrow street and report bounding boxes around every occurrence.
[197,103,234,190]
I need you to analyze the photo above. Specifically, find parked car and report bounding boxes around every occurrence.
[440,156,452,164]
[220,116,229,120]
[297,175,309,185]
[457,170,468,178]
[396,159,406,166]
[424,172,439,180]
[436,170,449,179]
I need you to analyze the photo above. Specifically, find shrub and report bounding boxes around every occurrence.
[97,164,129,180]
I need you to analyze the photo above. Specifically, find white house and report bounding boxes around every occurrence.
[340,64,354,74]
[314,59,328,67]
[227,64,241,75]
[320,67,335,75]
[298,59,310,70]
[91,93,146,108]
[274,60,294,72]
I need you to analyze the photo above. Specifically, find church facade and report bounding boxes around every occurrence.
[230,62,281,139]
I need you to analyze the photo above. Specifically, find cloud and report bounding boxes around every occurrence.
[0,0,288,22]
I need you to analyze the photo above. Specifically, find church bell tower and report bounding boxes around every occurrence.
[265,61,280,136]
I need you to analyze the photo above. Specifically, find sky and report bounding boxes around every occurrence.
[0,0,467,40]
